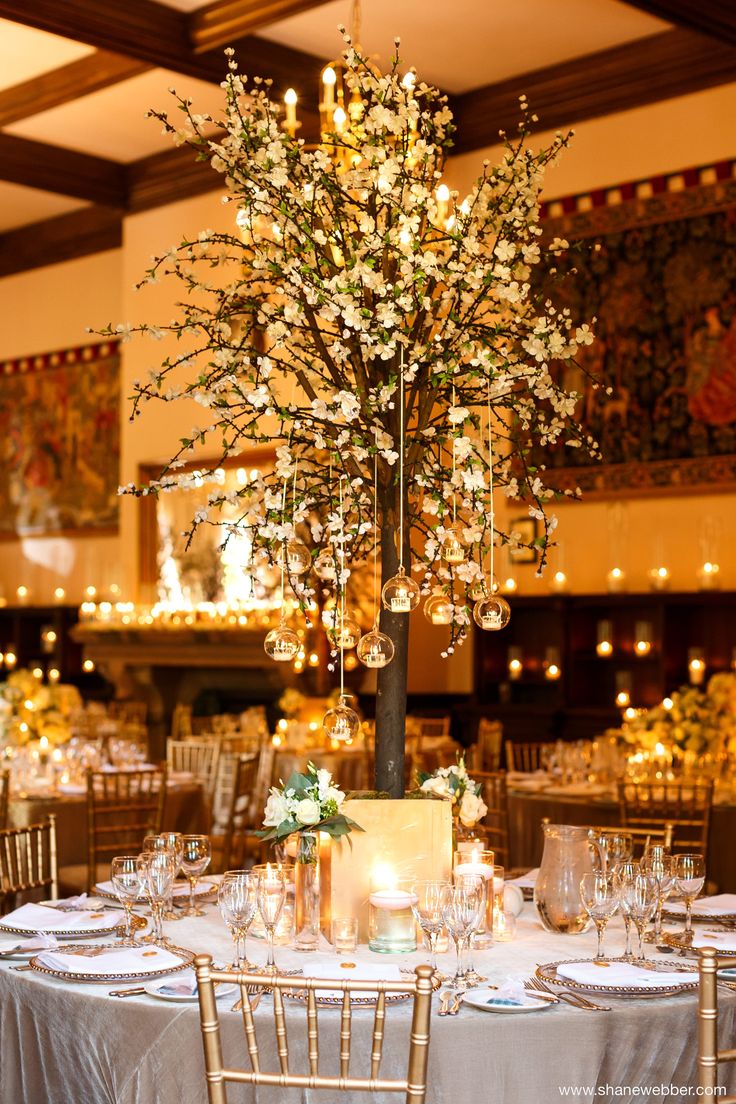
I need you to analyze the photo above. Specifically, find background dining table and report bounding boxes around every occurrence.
[507,783,736,893]
[1,894,734,1103]
[8,780,209,867]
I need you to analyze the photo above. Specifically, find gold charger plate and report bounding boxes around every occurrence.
[284,987,410,1007]
[661,932,736,957]
[663,908,736,925]
[93,880,218,903]
[0,912,145,940]
[536,958,698,998]
[28,942,195,984]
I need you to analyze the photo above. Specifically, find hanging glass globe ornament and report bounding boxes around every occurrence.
[263,620,301,661]
[473,594,511,631]
[423,590,454,626]
[323,697,361,742]
[326,610,362,650]
[468,578,488,602]
[356,626,395,669]
[381,565,421,614]
[441,523,466,565]
[313,549,337,581]
[277,539,312,576]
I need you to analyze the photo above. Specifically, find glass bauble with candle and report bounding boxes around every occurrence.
[313,549,337,581]
[327,610,361,650]
[264,621,300,662]
[277,539,312,577]
[381,566,420,613]
[322,696,360,742]
[423,590,453,626]
[356,627,394,669]
[473,594,511,631]
[441,524,466,564]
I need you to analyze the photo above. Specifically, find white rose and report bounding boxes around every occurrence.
[316,768,333,799]
[263,790,291,828]
[294,798,321,826]
[420,776,451,799]
[459,791,487,827]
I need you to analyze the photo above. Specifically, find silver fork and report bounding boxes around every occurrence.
[528,974,611,1012]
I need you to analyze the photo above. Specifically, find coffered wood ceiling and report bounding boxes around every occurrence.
[0,0,733,277]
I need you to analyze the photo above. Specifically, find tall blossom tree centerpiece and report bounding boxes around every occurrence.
[109,34,600,797]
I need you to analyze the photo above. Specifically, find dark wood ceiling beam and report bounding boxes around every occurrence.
[0,134,126,205]
[623,1,736,47]
[0,205,122,279]
[0,51,149,127]
[451,29,736,156]
[191,0,333,53]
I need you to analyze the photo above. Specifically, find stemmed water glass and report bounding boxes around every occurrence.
[158,832,184,920]
[256,868,287,973]
[612,861,640,961]
[674,854,706,942]
[620,872,659,961]
[138,849,176,945]
[110,855,143,946]
[440,881,484,989]
[579,873,619,961]
[180,835,212,917]
[411,881,450,973]
[641,852,674,942]
[453,872,487,985]
[590,832,633,875]
[218,871,258,970]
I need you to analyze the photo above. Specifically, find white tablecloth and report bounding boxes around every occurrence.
[1,898,734,1104]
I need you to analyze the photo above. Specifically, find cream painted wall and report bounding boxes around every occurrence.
[1,83,735,691]
[0,250,123,604]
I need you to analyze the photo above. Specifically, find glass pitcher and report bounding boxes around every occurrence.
[534,824,596,934]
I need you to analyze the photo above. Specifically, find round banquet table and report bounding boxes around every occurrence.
[507,785,736,893]
[8,781,209,867]
[1,895,734,1104]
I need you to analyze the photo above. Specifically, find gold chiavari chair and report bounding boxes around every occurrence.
[617,780,714,859]
[215,753,267,872]
[58,765,167,893]
[698,946,736,1100]
[505,740,554,773]
[167,738,220,798]
[194,955,434,1104]
[0,768,9,831]
[586,822,675,859]
[0,817,58,914]
[468,718,503,773]
[472,770,510,867]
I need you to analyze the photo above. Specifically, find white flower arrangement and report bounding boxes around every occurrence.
[259,762,363,845]
[417,757,488,827]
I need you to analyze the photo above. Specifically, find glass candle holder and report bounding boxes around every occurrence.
[331,917,359,954]
[453,849,494,947]
[368,883,418,954]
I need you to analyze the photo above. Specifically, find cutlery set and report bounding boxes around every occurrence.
[525,975,611,1011]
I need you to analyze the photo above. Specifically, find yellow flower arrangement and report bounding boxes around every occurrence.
[0,669,82,748]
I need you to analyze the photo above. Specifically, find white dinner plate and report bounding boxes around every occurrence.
[144,973,237,1003]
[462,988,553,1014]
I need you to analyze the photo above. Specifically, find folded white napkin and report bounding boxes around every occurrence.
[691,931,736,952]
[489,978,535,1007]
[555,961,698,988]
[1,931,59,953]
[37,944,184,975]
[1,902,115,933]
[304,958,401,1000]
[507,869,539,889]
[667,895,736,918]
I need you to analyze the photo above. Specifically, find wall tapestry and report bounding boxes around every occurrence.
[537,168,736,497]
[0,340,120,536]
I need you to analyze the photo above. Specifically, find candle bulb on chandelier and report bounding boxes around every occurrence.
[606,567,625,593]
[283,88,298,135]
[649,566,670,591]
[698,562,720,591]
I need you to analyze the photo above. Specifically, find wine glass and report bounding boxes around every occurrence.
[440,882,484,989]
[180,835,212,917]
[138,849,176,945]
[641,852,674,942]
[579,873,619,961]
[256,868,287,972]
[674,854,706,941]
[218,871,258,970]
[590,832,633,875]
[612,860,640,961]
[411,881,450,973]
[453,872,487,985]
[110,855,143,945]
[158,832,184,920]
[621,872,659,961]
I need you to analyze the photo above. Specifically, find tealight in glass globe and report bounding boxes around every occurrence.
[356,627,395,669]
[277,539,312,576]
[313,549,337,581]
[263,622,301,661]
[381,566,421,613]
[423,590,454,626]
[473,594,511,631]
[328,612,362,650]
[468,578,488,602]
[441,523,466,564]
[323,698,361,742]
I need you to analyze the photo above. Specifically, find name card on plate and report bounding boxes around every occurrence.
[320,798,452,941]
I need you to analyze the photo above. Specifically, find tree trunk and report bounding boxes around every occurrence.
[374,504,410,798]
